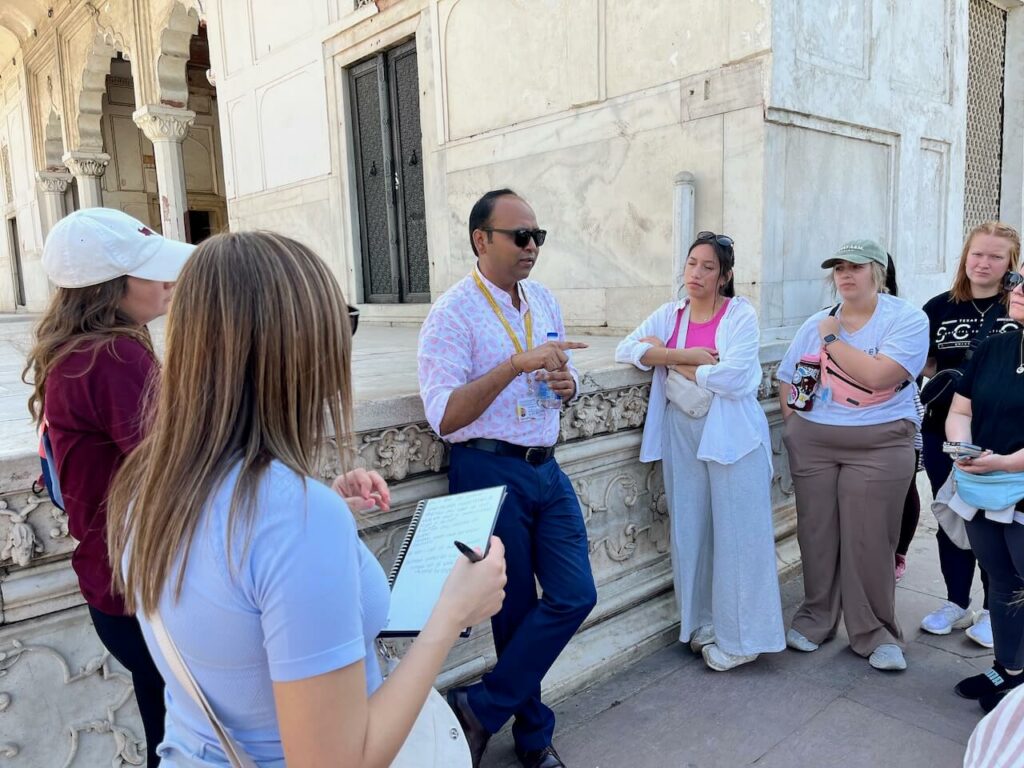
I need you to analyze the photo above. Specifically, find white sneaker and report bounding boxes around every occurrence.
[920,601,973,635]
[869,643,907,671]
[702,643,758,671]
[689,624,716,654]
[966,610,994,649]
[786,628,819,652]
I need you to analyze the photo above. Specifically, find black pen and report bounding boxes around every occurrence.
[454,540,483,563]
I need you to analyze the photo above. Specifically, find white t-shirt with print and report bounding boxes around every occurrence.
[777,293,929,427]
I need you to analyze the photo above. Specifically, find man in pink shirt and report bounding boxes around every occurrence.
[418,190,596,768]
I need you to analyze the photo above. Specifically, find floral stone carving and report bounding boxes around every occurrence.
[0,639,144,766]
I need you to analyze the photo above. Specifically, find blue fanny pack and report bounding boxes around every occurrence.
[953,467,1024,511]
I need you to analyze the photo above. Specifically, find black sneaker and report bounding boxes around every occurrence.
[980,688,1010,714]
[955,663,1024,700]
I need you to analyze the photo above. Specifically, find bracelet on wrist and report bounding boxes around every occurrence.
[509,355,523,376]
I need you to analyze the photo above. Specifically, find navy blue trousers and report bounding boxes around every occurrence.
[449,444,597,753]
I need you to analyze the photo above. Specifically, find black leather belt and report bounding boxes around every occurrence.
[462,438,555,465]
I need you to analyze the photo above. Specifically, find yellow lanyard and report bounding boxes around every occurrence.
[472,270,533,354]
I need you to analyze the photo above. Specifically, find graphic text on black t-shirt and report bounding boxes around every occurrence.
[934,315,1019,352]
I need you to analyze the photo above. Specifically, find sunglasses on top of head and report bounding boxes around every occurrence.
[481,227,548,249]
[1003,272,1024,292]
[347,304,360,336]
[695,231,735,250]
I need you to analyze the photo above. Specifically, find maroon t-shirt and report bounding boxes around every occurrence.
[44,336,156,616]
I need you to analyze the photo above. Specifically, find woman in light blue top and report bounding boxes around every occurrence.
[106,231,506,767]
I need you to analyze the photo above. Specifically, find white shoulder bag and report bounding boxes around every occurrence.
[663,301,713,418]
[148,614,471,768]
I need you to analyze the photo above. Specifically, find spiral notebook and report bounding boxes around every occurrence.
[380,485,507,638]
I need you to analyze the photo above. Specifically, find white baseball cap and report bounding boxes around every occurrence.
[42,208,195,288]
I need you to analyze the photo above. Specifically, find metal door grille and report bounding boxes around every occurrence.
[964,0,1007,233]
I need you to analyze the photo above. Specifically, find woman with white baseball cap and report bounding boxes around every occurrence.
[24,208,194,767]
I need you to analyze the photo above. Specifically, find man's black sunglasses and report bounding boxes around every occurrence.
[1003,272,1024,292]
[696,231,735,250]
[482,228,547,249]
[347,304,360,336]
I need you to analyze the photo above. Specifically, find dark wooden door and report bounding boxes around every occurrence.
[350,40,428,303]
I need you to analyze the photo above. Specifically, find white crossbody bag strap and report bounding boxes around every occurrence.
[148,612,258,768]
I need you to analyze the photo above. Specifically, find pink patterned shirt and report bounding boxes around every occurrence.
[418,268,577,447]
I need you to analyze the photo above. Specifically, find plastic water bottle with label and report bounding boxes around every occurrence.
[537,331,564,409]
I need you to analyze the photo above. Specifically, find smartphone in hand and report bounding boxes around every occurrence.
[943,441,984,460]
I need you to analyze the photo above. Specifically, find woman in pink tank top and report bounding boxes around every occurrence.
[616,232,785,672]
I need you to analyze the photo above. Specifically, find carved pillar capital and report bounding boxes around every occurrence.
[61,151,110,179]
[132,104,196,143]
[35,171,72,194]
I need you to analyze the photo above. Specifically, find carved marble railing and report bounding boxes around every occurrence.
[0,357,796,766]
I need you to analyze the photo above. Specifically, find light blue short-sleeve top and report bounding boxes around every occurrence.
[133,461,390,766]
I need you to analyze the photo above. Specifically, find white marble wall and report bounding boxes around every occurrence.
[0,64,46,313]
[321,0,773,329]
[200,0,348,277]
[763,0,972,326]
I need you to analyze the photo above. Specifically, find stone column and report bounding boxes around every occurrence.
[62,151,110,209]
[133,105,196,242]
[672,171,696,299]
[35,171,72,235]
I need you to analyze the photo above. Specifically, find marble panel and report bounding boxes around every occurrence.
[605,0,726,99]
[442,0,576,140]
[794,0,872,79]
[183,124,217,194]
[226,93,262,196]
[917,139,951,274]
[258,67,331,189]
[218,0,254,76]
[250,0,317,61]
[891,0,954,103]
[108,114,145,192]
[766,118,895,324]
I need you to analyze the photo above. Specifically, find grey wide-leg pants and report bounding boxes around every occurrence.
[661,404,786,656]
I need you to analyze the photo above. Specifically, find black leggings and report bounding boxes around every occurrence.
[89,606,165,768]
[964,516,1024,669]
[921,430,990,609]
[897,452,921,557]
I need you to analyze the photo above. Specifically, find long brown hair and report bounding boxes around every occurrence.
[108,231,355,614]
[950,221,1021,303]
[23,278,154,424]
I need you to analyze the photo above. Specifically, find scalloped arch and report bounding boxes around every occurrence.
[155,2,200,108]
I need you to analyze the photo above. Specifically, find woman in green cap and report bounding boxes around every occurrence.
[777,239,929,671]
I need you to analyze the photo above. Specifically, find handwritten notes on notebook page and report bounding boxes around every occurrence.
[381,485,506,637]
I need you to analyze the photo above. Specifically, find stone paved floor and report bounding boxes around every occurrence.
[485,502,989,768]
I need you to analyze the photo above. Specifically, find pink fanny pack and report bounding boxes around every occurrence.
[816,303,911,408]
[819,350,910,408]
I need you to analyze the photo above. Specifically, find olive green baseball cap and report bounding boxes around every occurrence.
[821,239,887,269]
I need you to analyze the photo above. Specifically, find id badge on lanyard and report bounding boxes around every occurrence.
[473,271,543,422]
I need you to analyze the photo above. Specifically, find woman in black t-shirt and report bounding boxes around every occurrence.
[945,267,1024,712]
[919,222,1020,646]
